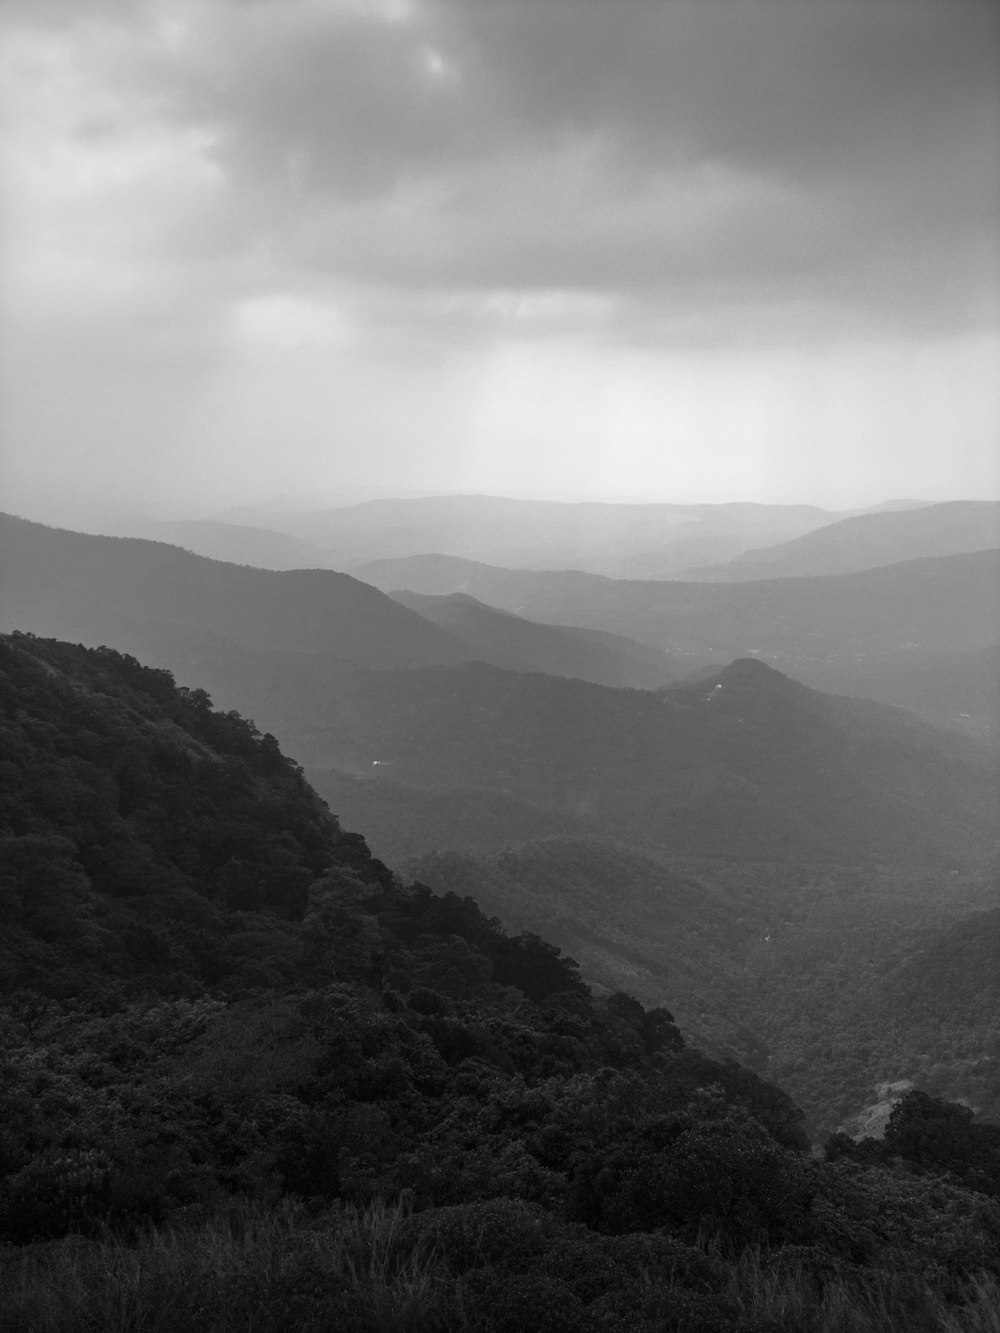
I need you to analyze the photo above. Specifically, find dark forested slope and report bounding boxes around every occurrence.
[3,633,1000,1332]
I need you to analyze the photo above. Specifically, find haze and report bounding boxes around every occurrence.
[2,0,999,520]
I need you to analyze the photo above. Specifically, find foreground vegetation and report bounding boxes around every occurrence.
[4,1196,1000,1332]
[1,633,998,1330]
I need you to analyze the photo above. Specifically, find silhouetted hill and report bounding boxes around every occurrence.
[356,550,1000,736]
[0,513,469,668]
[391,590,675,688]
[686,500,1000,580]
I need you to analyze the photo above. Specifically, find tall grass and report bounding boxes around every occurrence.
[0,1197,451,1333]
[3,1200,999,1332]
[723,1247,1000,1333]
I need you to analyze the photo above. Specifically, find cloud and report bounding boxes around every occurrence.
[7,0,995,338]
[1,0,997,513]
[149,0,996,333]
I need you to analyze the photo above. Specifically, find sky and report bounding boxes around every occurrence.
[1,0,999,518]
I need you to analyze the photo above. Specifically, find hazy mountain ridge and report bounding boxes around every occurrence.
[0,513,470,670]
[2,512,992,868]
[686,499,1000,581]
[222,493,843,577]
[0,514,672,693]
[111,518,346,571]
[390,590,676,688]
[358,548,1000,736]
[297,657,997,871]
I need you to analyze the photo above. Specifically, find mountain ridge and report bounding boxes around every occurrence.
[684,500,1000,581]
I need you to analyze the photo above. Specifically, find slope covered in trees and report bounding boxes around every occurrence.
[404,841,1000,1132]
[3,632,1000,1331]
[296,657,997,870]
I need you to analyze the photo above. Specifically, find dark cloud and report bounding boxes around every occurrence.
[130,0,994,338]
[5,0,999,342]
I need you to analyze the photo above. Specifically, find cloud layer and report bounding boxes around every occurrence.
[2,0,998,511]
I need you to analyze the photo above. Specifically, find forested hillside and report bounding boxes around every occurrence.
[296,657,997,869]
[403,842,1000,1134]
[3,632,1000,1331]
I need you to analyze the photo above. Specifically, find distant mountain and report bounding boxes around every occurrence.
[357,550,1000,737]
[114,518,345,571]
[0,513,467,669]
[222,494,840,577]
[390,590,675,688]
[298,657,997,871]
[0,515,681,694]
[685,500,1000,581]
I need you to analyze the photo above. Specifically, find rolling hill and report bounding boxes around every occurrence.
[0,514,677,693]
[298,657,998,871]
[3,516,992,868]
[0,513,468,669]
[390,590,675,688]
[356,550,1000,736]
[110,518,345,571]
[686,500,1000,581]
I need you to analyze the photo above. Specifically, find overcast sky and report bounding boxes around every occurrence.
[2,0,998,517]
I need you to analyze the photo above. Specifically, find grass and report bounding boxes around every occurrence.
[2,1198,998,1332]
[723,1247,1000,1333]
[0,1197,451,1333]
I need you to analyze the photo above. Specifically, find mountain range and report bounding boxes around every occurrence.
[357,548,1000,736]
[219,493,841,577]
[3,512,995,875]
[0,513,672,691]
